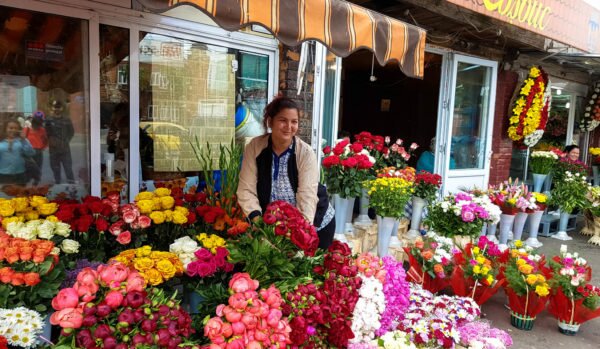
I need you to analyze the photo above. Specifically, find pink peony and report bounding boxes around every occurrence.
[225,338,245,349]
[231,321,246,335]
[97,263,130,288]
[76,267,98,286]
[50,307,84,329]
[228,293,249,311]
[74,283,98,302]
[105,290,124,308]
[125,272,146,293]
[205,317,226,339]
[52,288,80,310]
[229,273,259,293]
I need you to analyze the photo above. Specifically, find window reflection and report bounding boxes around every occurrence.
[0,7,90,199]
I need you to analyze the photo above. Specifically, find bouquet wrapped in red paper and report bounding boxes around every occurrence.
[451,236,505,305]
[547,245,600,335]
[404,233,455,294]
[503,244,550,330]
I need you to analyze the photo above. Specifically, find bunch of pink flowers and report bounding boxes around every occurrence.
[204,273,291,349]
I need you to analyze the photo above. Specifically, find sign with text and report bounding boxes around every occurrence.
[446,0,600,53]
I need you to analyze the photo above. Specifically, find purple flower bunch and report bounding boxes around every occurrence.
[376,256,410,336]
[457,321,513,349]
[60,259,103,288]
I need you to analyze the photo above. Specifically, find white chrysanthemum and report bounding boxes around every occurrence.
[0,307,43,348]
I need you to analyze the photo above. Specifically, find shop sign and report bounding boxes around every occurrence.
[446,0,600,53]
[26,41,64,62]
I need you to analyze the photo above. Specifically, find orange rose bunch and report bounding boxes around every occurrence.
[0,232,64,310]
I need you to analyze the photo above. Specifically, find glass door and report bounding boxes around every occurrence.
[441,54,497,194]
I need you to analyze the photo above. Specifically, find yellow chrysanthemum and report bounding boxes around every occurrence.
[149,211,165,225]
[136,245,153,258]
[135,191,155,201]
[154,188,171,197]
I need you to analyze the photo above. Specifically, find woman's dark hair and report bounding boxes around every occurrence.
[263,96,300,129]
[564,145,580,153]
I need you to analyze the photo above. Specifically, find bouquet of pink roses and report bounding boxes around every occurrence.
[204,273,291,348]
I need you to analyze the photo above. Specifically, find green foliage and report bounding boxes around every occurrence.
[529,156,556,174]
[425,206,484,238]
[550,172,590,214]
[227,219,323,294]
[325,166,371,199]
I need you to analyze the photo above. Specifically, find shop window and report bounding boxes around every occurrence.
[139,32,243,192]
[537,89,571,149]
[235,52,268,140]
[449,62,492,170]
[0,7,90,199]
[100,24,130,200]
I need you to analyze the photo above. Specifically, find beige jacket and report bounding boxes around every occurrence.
[237,134,319,222]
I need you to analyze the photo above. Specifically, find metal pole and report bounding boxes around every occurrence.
[523,147,530,184]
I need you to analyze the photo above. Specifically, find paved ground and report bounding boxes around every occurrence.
[483,224,600,349]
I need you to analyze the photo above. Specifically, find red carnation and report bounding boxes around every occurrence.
[341,157,358,168]
[322,146,331,154]
[322,155,340,168]
[350,143,363,153]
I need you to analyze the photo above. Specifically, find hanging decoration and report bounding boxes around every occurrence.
[507,66,551,147]
[579,81,600,132]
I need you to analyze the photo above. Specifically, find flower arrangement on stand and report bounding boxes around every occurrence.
[451,236,505,306]
[383,138,419,169]
[579,81,600,132]
[507,66,550,147]
[550,171,591,240]
[488,180,535,248]
[407,171,442,239]
[529,151,559,192]
[0,306,45,348]
[51,262,198,349]
[404,233,456,294]
[548,245,600,335]
[0,232,64,313]
[553,157,588,183]
[353,132,389,171]
[204,273,291,349]
[425,193,494,240]
[503,243,550,330]
[366,167,414,256]
[323,139,375,236]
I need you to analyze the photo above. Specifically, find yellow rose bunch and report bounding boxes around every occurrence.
[0,196,58,228]
[505,244,550,297]
[112,245,183,286]
[590,147,600,156]
[507,66,549,143]
[196,233,226,254]
[134,189,188,225]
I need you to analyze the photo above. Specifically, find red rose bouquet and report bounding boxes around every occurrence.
[228,201,321,293]
[451,236,505,305]
[548,246,600,332]
[51,262,199,349]
[322,139,375,198]
[0,232,64,313]
[414,171,442,202]
[204,273,291,349]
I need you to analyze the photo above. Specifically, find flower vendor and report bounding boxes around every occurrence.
[237,96,335,248]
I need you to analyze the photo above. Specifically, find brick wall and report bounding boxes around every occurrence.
[489,70,519,185]
[278,44,314,143]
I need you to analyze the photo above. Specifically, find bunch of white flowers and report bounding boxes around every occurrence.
[6,219,71,240]
[169,236,201,269]
[0,307,44,348]
[377,330,417,349]
[531,150,559,160]
[350,275,386,344]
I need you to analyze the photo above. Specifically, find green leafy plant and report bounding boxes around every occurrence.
[550,171,590,213]
[529,151,558,174]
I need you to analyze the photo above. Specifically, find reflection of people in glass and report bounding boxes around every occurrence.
[45,100,75,183]
[563,145,580,161]
[416,137,455,173]
[22,111,48,185]
[107,103,130,161]
[0,119,35,185]
[237,97,334,249]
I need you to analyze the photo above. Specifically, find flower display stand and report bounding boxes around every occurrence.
[552,211,574,241]
[354,188,373,225]
[486,222,498,244]
[344,196,356,234]
[532,173,547,193]
[512,212,529,241]
[406,196,426,240]
[377,216,398,257]
[498,214,516,249]
[524,210,544,248]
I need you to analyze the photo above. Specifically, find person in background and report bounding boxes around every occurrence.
[0,119,35,185]
[563,144,580,161]
[45,100,75,184]
[416,137,456,173]
[237,96,335,249]
[22,111,48,185]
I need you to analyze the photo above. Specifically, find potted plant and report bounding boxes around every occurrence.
[365,167,414,256]
[548,245,600,335]
[529,151,558,192]
[404,232,455,294]
[503,243,550,330]
[489,180,534,248]
[353,132,389,224]
[550,171,590,240]
[407,171,442,239]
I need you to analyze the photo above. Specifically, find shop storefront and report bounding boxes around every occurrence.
[0,0,427,201]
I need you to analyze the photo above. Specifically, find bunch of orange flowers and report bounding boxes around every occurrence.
[111,245,183,286]
[0,232,57,287]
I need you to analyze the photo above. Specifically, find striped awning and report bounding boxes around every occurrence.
[135,0,427,79]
